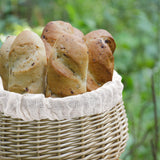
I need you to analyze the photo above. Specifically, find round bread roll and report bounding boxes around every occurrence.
[85,29,116,91]
[8,30,47,94]
[46,33,88,97]
[0,36,16,90]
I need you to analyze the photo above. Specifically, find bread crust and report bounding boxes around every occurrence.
[46,33,88,97]
[41,21,85,62]
[8,30,47,94]
[41,21,88,97]
[41,21,84,46]
[85,29,116,53]
[85,29,116,91]
[0,36,16,90]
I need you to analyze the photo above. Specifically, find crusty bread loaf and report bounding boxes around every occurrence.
[46,33,88,97]
[85,29,116,91]
[41,21,88,97]
[8,30,47,94]
[0,36,16,90]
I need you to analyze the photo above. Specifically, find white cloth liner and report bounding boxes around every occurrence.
[0,70,123,121]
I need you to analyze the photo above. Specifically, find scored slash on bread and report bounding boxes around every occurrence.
[8,30,47,94]
[41,21,88,97]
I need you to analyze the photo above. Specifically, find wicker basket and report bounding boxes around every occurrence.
[0,71,128,159]
[0,101,128,160]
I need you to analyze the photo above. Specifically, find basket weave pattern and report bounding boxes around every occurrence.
[0,101,128,160]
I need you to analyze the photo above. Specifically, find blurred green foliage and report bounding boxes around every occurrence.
[0,0,160,159]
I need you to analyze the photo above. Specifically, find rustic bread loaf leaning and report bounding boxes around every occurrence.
[0,36,16,90]
[84,29,116,91]
[8,30,47,94]
[41,21,88,97]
